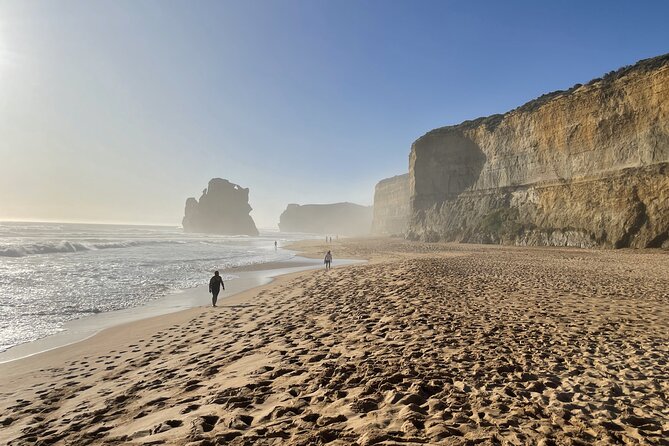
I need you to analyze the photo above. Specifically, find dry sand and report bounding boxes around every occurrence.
[1,238,668,445]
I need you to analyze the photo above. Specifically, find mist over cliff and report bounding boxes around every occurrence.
[279,203,373,236]
[404,53,669,248]
[371,174,410,235]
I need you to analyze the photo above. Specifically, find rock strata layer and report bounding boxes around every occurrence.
[183,178,259,236]
[279,203,372,236]
[371,174,410,235]
[408,53,669,248]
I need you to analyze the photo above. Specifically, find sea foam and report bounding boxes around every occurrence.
[0,222,310,353]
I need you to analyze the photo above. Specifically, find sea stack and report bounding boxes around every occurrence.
[182,178,259,236]
[407,53,669,248]
[279,203,373,236]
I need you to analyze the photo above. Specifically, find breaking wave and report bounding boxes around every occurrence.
[0,240,184,257]
[32,307,103,317]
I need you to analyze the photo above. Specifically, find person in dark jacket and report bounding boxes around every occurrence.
[324,250,332,270]
[209,271,225,307]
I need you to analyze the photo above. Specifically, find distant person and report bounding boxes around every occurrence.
[324,250,332,270]
[209,271,225,307]
[274,240,278,250]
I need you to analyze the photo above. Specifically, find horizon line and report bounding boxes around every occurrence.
[0,218,282,231]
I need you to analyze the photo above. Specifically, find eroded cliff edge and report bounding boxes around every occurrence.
[183,178,259,236]
[372,174,410,235]
[407,54,669,248]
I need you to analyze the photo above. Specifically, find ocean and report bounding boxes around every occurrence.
[0,221,310,353]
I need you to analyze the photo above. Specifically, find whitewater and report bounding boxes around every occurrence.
[0,222,310,353]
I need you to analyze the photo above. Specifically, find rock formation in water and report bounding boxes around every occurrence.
[407,53,669,248]
[183,178,259,236]
[279,203,373,236]
[371,174,411,235]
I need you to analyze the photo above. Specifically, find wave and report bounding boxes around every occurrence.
[0,239,185,258]
[32,307,103,317]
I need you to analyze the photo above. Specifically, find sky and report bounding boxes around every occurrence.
[0,1,668,228]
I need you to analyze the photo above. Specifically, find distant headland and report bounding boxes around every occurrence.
[278,202,373,236]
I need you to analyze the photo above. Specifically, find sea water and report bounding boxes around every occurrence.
[0,222,311,353]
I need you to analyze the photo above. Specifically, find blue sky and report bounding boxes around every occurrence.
[1,0,667,227]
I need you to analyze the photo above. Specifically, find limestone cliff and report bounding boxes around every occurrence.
[279,203,373,236]
[183,178,259,236]
[408,53,669,248]
[371,174,410,235]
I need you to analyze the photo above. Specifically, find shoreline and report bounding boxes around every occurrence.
[1,238,666,445]
[0,253,363,364]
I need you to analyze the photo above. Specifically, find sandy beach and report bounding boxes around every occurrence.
[1,238,668,445]
[0,258,337,365]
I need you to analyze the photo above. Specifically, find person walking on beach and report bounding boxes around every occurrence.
[274,240,278,250]
[209,271,225,307]
[324,250,332,270]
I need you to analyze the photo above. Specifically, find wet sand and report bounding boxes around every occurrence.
[0,257,338,364]
[0,238,667,445]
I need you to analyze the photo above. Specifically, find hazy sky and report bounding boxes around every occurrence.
[1,1,668,228]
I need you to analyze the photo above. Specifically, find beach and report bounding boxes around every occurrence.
[1,238,668,445]
[0,257,339,364]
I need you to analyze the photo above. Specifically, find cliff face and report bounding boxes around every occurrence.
[183,178,259,236]
[279,203,373,236]
[371,174,410,235]
[408,54,669,248]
